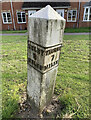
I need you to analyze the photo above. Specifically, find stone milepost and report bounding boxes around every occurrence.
[27,5,65,113]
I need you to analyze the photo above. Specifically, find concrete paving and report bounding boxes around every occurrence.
[64,32,91,35]
[0,32,91,36]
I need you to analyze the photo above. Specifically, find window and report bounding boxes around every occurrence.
[83,7,91,21]
[2,12,12,24]
[67,10,77,22]
[56,9,64,18]
[17,12,26,23]
[28,10,36,17]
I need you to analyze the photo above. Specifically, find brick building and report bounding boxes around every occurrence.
[0,0,91,30]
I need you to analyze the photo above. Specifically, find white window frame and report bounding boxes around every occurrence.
[17,11,26,24]
[2,12,12,24]
[28,10,36,17]
[56,9,64,18]
[67,10,77,22]
[83,7,91,21]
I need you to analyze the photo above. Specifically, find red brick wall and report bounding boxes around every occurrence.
[66,2,91,28]
[1,2,27,30]
[12,2,27,30]
[79,2,91,27]
[1,2,13,30]
[0,2,2,31]
[66,2,79,28]
[1,1,91,30]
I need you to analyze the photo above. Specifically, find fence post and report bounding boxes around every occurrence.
[27,5,65,113]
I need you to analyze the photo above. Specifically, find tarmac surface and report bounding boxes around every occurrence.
[0,32,91,36]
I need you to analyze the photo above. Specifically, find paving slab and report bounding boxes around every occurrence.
[0,32,91,36]
[65,32,91,35]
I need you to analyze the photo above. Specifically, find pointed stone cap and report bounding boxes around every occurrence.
[30,5,65,21]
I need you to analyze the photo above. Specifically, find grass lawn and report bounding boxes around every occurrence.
[2,35,89,119]
[64,27,90,33]
[0,30,27,34]
[0,27,91,33]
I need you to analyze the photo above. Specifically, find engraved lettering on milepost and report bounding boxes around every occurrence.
[28,41,62,73]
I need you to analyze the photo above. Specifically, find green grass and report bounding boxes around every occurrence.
[0,30,27,34]
[55,35,89,118]
[0,27,91,34]
[64,27,91,33]
[2,35,89,118]
[2,36,27,118]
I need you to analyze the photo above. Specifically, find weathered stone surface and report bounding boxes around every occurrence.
[29,5,65,20]
[39,67,58,111]
[28,5,65,47]
[27,64,58,112]
[28,18,65,47]
[27,5,65,113]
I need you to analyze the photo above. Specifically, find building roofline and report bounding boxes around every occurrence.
[22,2,70,10]
[83,1,91,7]
[22,6,71,10]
